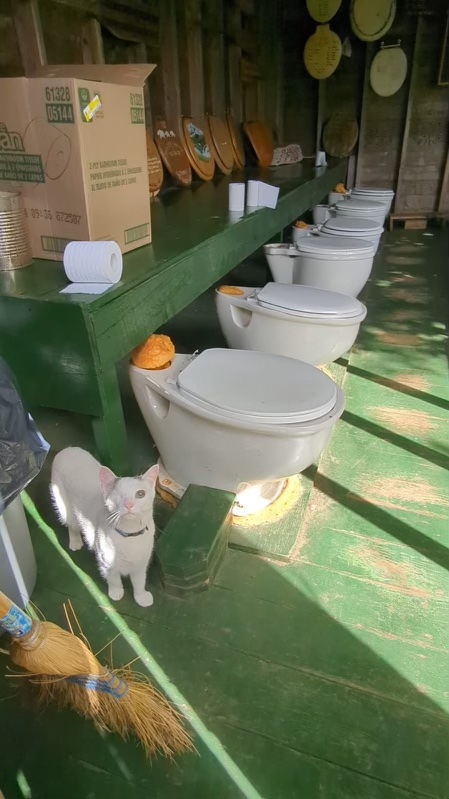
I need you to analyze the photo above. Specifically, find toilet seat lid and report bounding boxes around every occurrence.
[256,283,363,319]
[352,187,394,196]
[177,349,337,424]
[324,216,383,234]
[296,235,374,257]
[335,198,384,212]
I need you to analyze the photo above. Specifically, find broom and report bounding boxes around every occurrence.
[0,591,193,758]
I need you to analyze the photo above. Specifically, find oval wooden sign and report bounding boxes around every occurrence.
[304,24,342,80]
[306,0,342,23]
[226,113,245,169]
[207,115,234,175]
[243,121,274,168]
[370,46,407,96]
[154,119,192,187]
[323,112,359,157]
[145,131,164,196]
[350,0,396,42]
[182,117,215,181]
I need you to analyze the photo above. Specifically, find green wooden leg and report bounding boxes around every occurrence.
[91,364,129,474]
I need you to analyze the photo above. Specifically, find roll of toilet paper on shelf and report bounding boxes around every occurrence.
[63,241,123,284]
[228,182,245,212]
[246,180,259,207]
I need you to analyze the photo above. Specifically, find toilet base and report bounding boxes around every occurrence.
[157,460,287,518]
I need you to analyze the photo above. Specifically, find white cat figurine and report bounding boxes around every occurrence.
[50,447,159,608]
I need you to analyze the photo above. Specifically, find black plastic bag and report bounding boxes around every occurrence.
[0,357,49,513]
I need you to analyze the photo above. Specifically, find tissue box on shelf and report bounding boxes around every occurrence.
[0,64,155,261]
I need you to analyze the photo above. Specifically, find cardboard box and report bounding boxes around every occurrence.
[0,64,155,260]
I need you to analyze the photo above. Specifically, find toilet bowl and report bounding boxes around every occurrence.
[328,191,347,205]
[264,243,301,283]
[216,283,367,366]
[294,235,375,297]
[313,204,332,225]
[291,225,311,244]
[350,188,394,216]
[334,197,386,226]
[321,216,383,253]
[130,348,345,498]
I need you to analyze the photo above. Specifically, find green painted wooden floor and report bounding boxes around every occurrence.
[1,230,448,799]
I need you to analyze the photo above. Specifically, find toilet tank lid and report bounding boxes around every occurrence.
[352,187,394,195]
[177,349,337,423]
[296,235,374,256]
[257,283,364,318]
[324,216,383,233]
[335,198,385,212]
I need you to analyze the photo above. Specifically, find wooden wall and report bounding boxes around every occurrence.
[282,0,449,215]
[0,0,283,139]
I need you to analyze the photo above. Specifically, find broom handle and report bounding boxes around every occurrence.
[0,591,34,638]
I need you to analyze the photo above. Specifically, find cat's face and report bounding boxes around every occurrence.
[99,465,159,526]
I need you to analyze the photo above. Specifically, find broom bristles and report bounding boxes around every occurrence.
[31,668,193,758]
[7,617,194,758]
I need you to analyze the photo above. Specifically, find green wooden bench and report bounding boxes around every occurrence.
[0,159,346,594]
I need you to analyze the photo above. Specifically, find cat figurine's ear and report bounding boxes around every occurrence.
[142,464,159,487]
[99,467,117,495]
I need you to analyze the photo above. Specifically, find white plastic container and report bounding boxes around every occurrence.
[291,225,311,244]
[321,216,383,253]
[130,349,345,493]
[263,243,301,283]
[216,283,367,365]
[0,496,36,621]
[294,235,375,296]
[335,197,386,226]
[313,205,332,225]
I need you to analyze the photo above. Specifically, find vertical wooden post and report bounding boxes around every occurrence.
[437,147,449,213]
[81,18,105,64]
[204,0,226,116]
[12,0,46,74]
[156,0,182,132]
[134,41,153,136]
[177,0,205,119]
[394,17,423,213]
[354,43,371,187]
[226,5,243,121]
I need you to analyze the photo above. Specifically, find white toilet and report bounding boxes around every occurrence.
[320,216,384,253]
[130,349,345,509]
[294,236,375,297]
[216,283,367,366]
[334,197,386,226]
[264,243,301,283]
[350,187,394,216]
[313,204,332,225]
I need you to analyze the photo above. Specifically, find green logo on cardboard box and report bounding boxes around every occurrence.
[78,87,91,123]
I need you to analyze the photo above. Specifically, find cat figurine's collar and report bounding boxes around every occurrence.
[115,525,148,538]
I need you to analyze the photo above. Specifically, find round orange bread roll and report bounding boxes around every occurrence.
[131,334,175,370]
[218,286,245,296]
[335,183,346,193]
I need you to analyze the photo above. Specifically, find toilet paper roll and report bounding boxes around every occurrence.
[228,182,245,212]
[63,241,123,284]
[246,180,259,207]
[23,117,72,180]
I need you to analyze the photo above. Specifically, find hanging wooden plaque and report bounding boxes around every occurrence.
[182,118,216,181]
[306,0,342,23]
[154,119,192,187]
[370,46,407,96]
[242,121,274,168]
[304,24,342,80]
[323,112,359,157]
[207,115,235,175]
[350,0,396,42]
[145,131,164,196]
[226,114,246,169]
